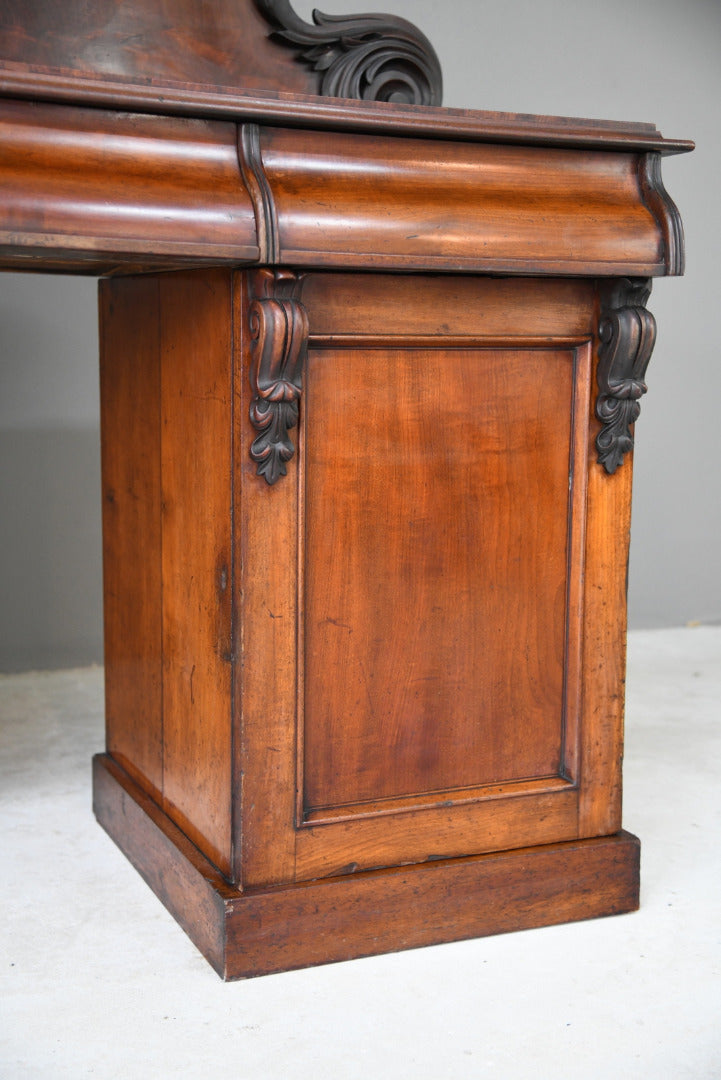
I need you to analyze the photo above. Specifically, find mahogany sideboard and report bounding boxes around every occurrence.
[0,0,692,978]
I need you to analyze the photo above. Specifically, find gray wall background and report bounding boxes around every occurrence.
[1,0,719,671]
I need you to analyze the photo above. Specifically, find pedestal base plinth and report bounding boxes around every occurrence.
[93,754,640,980]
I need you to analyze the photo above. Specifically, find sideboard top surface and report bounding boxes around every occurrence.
[0,64,693,157]
[0,0,693,155]
[0,0,692,276]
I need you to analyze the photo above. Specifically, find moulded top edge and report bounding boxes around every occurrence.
[0,62,695,156]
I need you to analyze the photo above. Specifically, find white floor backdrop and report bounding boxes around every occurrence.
[1,627,720,1079]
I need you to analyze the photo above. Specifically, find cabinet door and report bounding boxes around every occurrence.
[237,274,628,888]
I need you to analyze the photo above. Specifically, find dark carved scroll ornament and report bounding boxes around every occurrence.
[249,294,309,485]
[255,0,443,106]
[595,278,656,474]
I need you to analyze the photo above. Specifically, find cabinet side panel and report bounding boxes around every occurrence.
[100,276,163,801]
[159,270,233,877]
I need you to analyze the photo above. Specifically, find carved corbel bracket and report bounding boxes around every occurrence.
[595,278,657,474]
[255,0,442,106]
[249,273,309,485]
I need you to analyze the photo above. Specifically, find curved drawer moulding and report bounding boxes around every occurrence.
[256,126,679,276]
[0,100,686,277]
[0,99,258,268]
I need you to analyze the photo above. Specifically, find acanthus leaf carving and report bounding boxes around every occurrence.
[255,0,443,106]
[249,286,308,485]
[595,278,656,474]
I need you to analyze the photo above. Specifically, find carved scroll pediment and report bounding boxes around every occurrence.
[256,0,443,105]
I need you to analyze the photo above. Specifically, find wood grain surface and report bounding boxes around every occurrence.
[3,0,690,981]
[100,277,163,804]
[101,270,234,877]
[261,127,672,275]
[0,0,314,95]
[0,99,258,272]
[94,752,640,980]
[0,98,686,277]
[303,346,573,807]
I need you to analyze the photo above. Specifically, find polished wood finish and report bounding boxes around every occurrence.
[0,1,691,156]
[99,269,635,900]
[258,127,676,275]
[0,62,693,156]
[256,0,442,106]
[0,0,691,980]
[235,272,620,888]
[577,449,634,838]
[248,276,308,484]
[94,752,640,980]
[0,0,314,96]
[303,345,574,808]
[100,271,234,875]
[100,278,163,804]
[0,99,257,273]
[595,278,657,473]
[0,0,442,106]
[301,274,596,338]
[0,95,685,276]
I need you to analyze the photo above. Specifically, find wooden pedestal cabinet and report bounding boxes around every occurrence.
[0,0,691,979]
[96,267,641,977]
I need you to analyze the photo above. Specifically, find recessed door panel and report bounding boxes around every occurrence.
[303,347,573,815]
